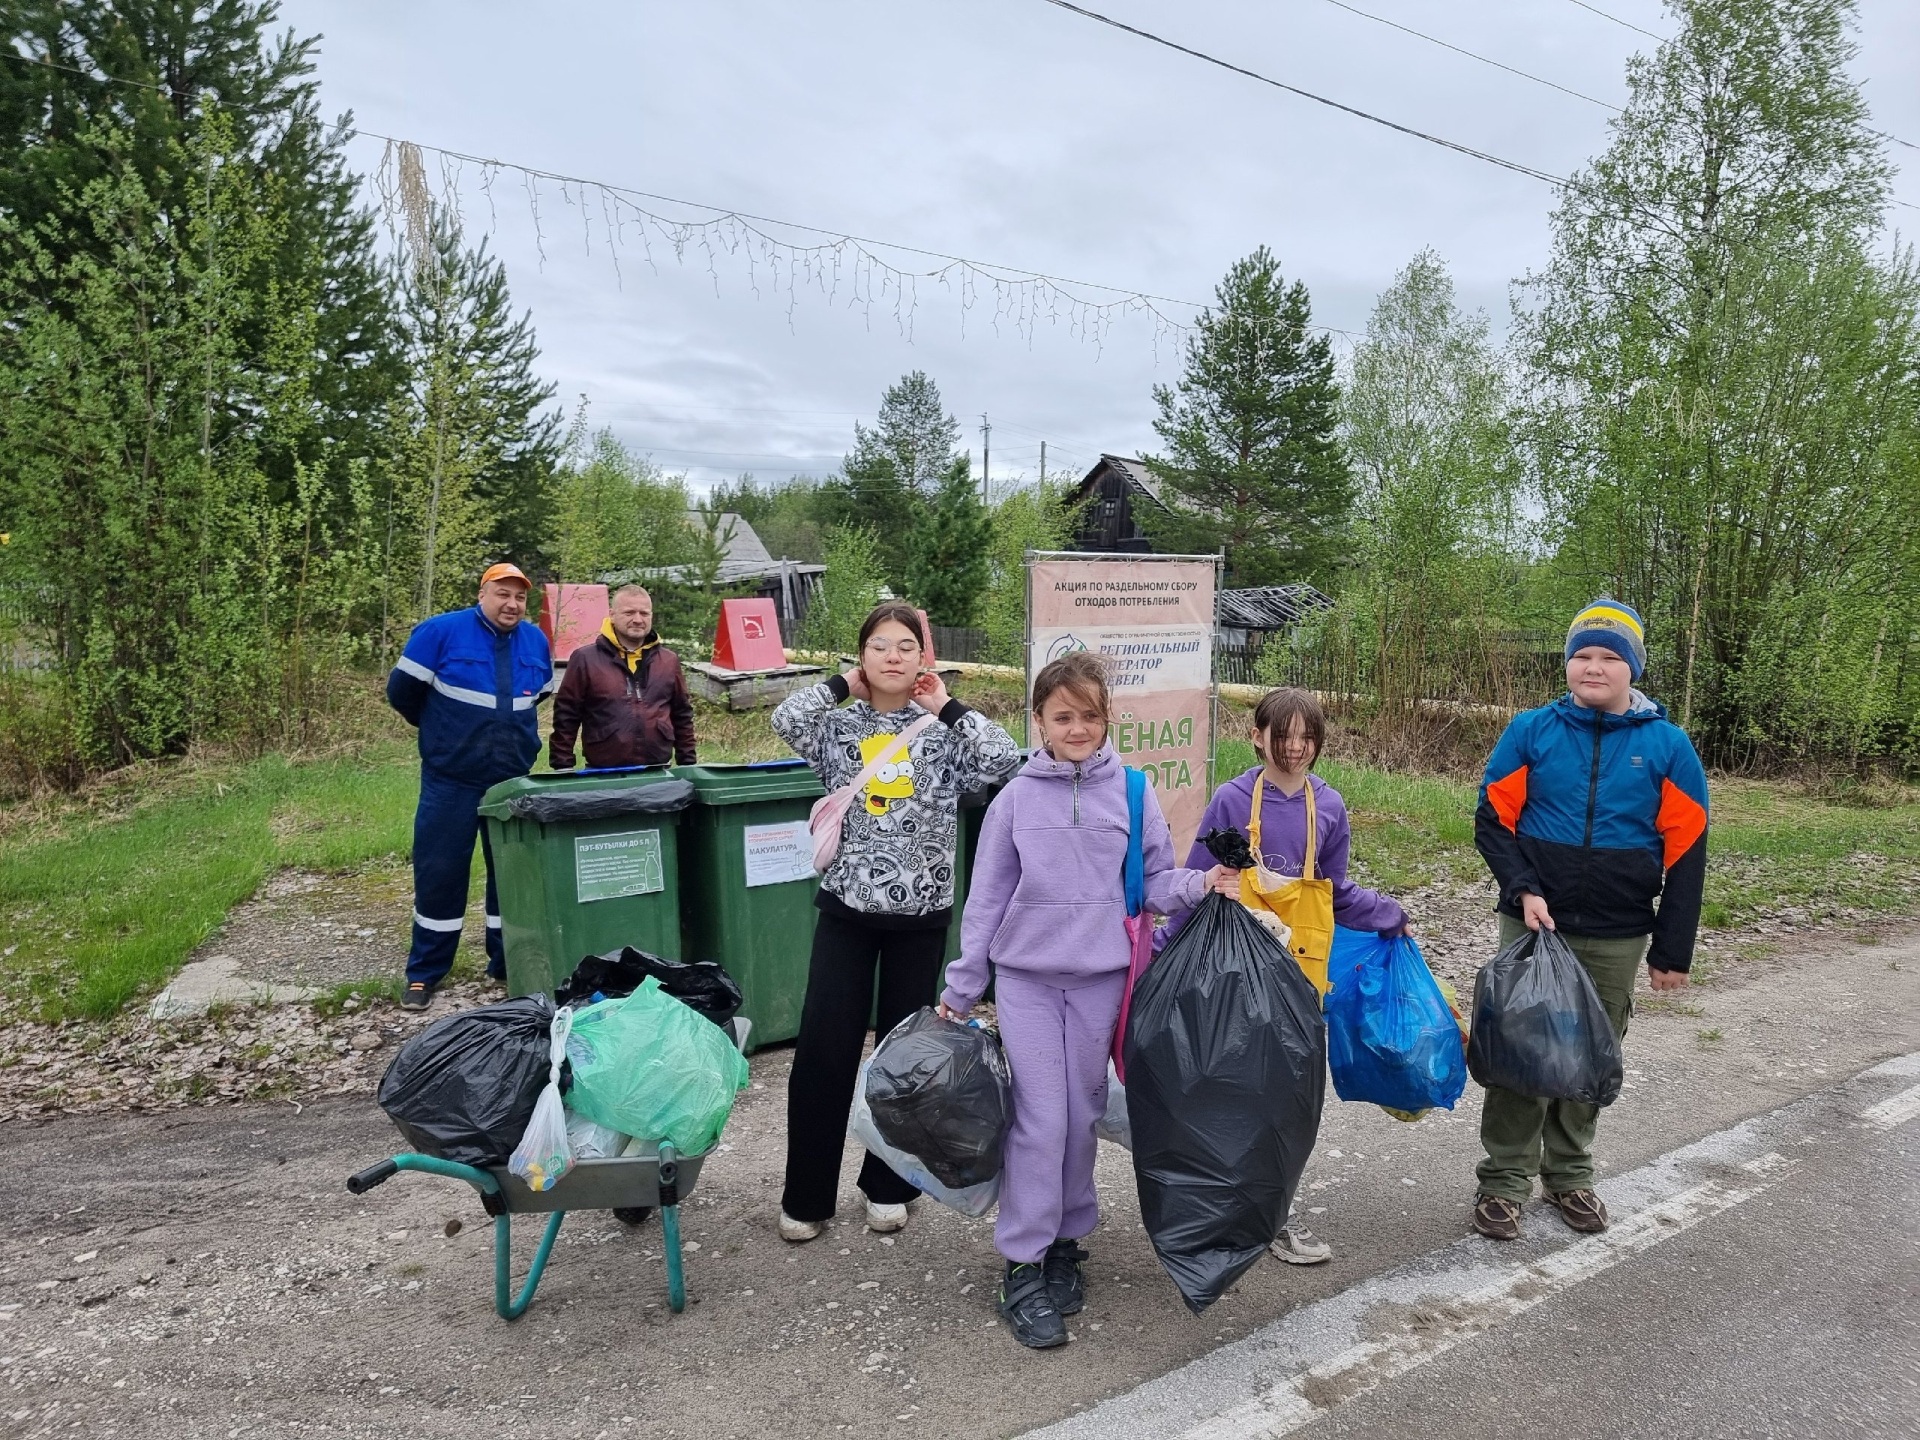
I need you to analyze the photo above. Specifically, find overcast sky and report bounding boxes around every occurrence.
[279,0,1918,496]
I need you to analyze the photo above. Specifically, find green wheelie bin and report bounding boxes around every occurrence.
[673,760,825,1050]
[479,766,695,999]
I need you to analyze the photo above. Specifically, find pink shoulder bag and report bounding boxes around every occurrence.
[809,712,936,873]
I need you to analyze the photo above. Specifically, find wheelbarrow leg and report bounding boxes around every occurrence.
[494,1209,566,1322]
[657,1144,686,1314]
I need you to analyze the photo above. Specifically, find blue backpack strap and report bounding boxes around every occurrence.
[1124,765,1146,918]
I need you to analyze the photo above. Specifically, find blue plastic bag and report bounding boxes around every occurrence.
[1325,927,1466,1118]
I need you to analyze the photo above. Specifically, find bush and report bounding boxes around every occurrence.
[799,526,884,656]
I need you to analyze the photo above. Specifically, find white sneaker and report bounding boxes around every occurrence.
[1269,1225,1332,1265]
[778,1212,824,1243]
[864,1200,909,1234]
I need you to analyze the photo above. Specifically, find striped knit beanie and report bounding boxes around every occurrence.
[1565,598,1646,680]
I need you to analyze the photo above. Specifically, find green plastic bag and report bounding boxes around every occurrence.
[563,978,749,1154]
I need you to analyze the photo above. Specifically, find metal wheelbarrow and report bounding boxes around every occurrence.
[346,1141,709,1320]
[346,1016,748,1321]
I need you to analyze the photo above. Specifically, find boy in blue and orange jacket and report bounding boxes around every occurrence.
[1469,599,1709,1241]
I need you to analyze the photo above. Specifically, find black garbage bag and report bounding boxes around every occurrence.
[865,1008,1012,1190]
[1199,826,1257,870]
[1123,892,1325,1315]
[376,994,567,1168]
[1467,927,1624,1106]
[555,946,743,1026]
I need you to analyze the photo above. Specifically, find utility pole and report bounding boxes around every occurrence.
[979,413,992,505]
[1038,440,1046,489]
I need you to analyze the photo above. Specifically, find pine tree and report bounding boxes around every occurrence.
[838,370,963,587]
[391,213,561,610]
[1139,247,1351,588]
[0,0,404,515]
[905,456,990,627]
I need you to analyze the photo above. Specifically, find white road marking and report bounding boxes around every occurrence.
[1020,1051,1920,1440]
[1859,1081,1920,1131]
[1176,1154,1792,1440]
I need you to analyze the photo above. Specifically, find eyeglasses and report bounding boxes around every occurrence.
[863,639,922,657]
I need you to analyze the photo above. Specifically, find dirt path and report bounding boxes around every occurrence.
[2,926,1915,1440]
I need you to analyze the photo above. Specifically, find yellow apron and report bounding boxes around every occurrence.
[1239,775,1337,997]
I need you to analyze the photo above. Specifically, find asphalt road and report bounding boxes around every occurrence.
[1023,1051,1920,1440]
[1296,1094,1920,1440]
[1,931,1916,1440]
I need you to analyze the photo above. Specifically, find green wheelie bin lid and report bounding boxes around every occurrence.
[673,760,825,1049]
[480,766,695,1000]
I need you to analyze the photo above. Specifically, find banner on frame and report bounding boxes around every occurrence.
[1025,554,1217,857]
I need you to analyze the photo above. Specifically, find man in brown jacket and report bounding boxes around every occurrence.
[548,584,698,769]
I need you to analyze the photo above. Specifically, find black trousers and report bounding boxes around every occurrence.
[781,909,948,1221]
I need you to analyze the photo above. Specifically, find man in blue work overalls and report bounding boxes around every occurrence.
[387,562,555,1009]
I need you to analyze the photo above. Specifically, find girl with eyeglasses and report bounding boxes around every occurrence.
[770,603,1020,1243]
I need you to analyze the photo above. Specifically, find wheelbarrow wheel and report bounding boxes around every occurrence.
[613,1206,654,1226]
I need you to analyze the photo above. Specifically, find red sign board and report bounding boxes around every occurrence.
[712,597,787,672]
[540,584,609,662]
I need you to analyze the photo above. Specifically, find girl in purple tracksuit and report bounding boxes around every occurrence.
[1163,686,1408,1266]
[939,652,1235,1350]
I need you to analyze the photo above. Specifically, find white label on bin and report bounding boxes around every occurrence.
[574,828,665,903]
[742,820,816,888]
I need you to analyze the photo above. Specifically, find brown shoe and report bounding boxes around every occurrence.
[1546,1188,1609,1233]
[1473,1194,1523,1241]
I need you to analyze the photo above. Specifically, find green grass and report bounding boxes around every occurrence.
[0,741,420,1021]
[1209,742,1920,929]
[1214,739,1479,891]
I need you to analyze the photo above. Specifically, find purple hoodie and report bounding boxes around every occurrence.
[940,742,1208,1013]
[1160,767,1407,946]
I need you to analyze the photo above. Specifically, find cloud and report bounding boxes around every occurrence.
[285,0,1917,490]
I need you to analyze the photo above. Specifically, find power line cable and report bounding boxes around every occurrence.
[1320,0,1618,110]
[1564,0,1662,43]
[1042,1,1917,211]
[1038,0,1567,186]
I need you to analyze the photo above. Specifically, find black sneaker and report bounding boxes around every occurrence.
[1043,1239,1088,1316]
[400,981,433,1011]
[612,1207,653,1227]
[998,1262,1067,1350]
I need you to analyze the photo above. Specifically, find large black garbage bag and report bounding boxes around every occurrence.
[865,1008,1012,1190]
[1123,892,1325,1315]
[555,946,743,1026]
[1467,927,1624,1106]
[376,994,565,1168]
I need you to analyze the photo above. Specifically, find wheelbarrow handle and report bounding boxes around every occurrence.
[347,1159,399,1194]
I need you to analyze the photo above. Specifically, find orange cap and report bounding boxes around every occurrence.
[480,562,532,590]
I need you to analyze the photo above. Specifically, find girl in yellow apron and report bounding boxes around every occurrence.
[1165,687,1411,1265]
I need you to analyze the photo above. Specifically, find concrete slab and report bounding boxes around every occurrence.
[145,954,320,1020]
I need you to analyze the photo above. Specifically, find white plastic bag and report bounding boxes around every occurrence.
[848,1060,1000,1218]
[564,1109,628,1160]
[508,1006,574,1191]
[1095,1061,1132,1151]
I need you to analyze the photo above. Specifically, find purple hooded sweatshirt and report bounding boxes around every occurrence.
[1160,767,1407,948]
[941,742,1208,1012]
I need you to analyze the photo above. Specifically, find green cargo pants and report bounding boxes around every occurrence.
[1475,913,1645,1203]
